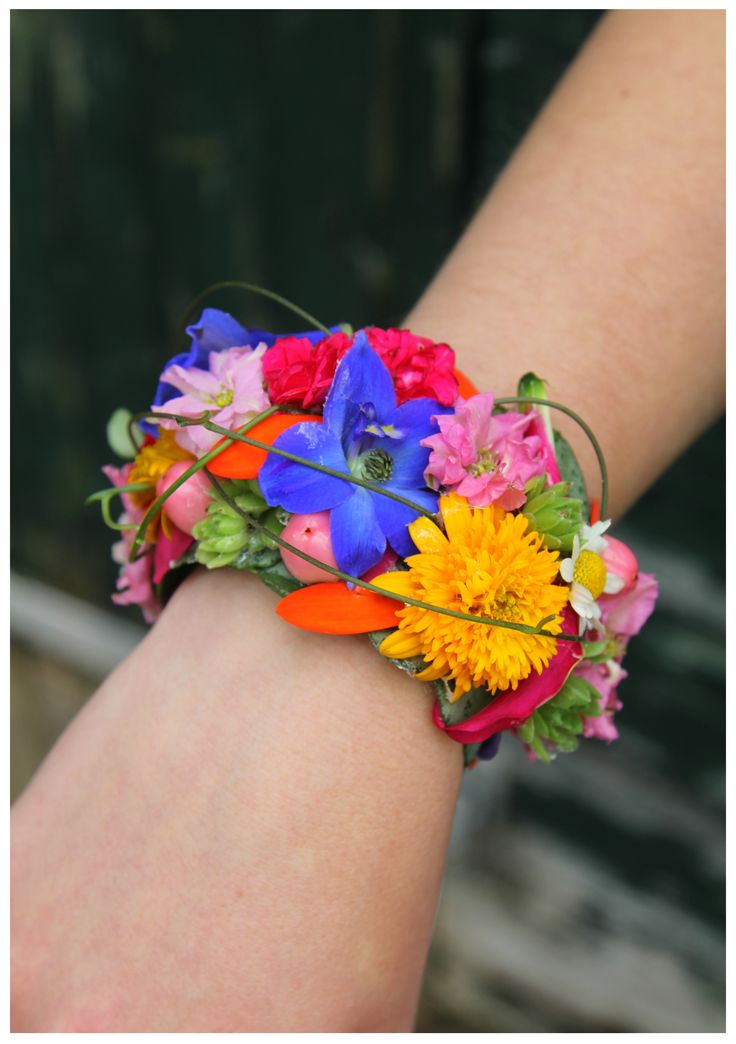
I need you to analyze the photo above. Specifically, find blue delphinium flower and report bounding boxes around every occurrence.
[259,332,448,578]
[141,308,342,434]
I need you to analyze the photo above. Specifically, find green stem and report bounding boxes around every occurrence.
[86,483,152,532]
[176,280,332,346]
[150,410,437,522]
[207,474,577,642]
[495,396,609,519]
[128,405,280,561]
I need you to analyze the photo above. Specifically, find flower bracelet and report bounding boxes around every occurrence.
[90,284,658,768]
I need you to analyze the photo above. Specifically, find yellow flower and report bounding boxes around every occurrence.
[372,493,568,700]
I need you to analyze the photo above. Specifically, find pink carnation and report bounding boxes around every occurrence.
[263,332,351,409]
[364,327,458,406]
[421,392,548,509]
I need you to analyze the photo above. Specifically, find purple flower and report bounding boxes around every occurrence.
[141,308,342,434]
[259,333,447,577]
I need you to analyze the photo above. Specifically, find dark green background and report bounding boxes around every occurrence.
[11,10,724,1030]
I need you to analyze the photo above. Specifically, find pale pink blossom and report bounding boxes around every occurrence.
[421,392,548,509]
[153,345,270,456]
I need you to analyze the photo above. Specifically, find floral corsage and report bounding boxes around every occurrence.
[90,288,658,767]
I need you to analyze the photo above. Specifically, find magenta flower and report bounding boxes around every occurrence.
[421,392,548,509]
[153,345,270,455]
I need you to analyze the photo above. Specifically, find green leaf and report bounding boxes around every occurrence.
[367,630,426,676]
[553,430,589,514]
[433,682,492,727]
[255,560,304,597]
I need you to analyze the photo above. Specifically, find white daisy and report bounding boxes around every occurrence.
[559,520,624,633]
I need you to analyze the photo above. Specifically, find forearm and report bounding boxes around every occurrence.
[12,569,461,1031]
[408,10,724,516]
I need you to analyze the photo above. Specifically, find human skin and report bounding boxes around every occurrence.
[11,10,724,1032]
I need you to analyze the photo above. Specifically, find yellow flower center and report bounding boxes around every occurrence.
[213,388,234,408]
[468,447,499,477]
[572,549,607,600]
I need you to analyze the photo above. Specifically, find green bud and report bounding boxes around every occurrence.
[521,481,584,553]
[517,718,535,744]
[106,407,142,460]
[517,372,555,449]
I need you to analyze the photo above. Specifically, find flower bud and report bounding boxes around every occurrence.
[280,511,339,584]
[156,461,212,535]
[521,482,584,553]
[601,536,638,592]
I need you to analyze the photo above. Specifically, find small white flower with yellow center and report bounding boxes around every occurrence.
[559,520,624,633]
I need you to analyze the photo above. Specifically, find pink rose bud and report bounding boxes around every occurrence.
[280,511,340,584]
[155,461,212,535]
[601,536,639,592]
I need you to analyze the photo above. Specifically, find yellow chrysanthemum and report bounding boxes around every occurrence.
[372,493,568,700]
[129,429,194,509]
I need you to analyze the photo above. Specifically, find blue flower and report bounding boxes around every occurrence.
[259,332,448,577]
[142,308,341,434]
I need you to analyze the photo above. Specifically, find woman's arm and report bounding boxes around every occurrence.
[11,10,724,1031]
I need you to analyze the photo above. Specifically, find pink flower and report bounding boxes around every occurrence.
[421,392,548,509]
[153,344,270,456]
[575,658,627,742]
[102,461,137,515]
[103,466,160,623]
[364,327,458,406]
[152,523,193,585]
[263,332,351,409]
[103,459,191,622]
[599,571,659,637]
[111,525,160,624]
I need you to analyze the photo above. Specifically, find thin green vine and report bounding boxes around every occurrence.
[207,473,578,643]
[495,395,609,518]
[176,280,332,347]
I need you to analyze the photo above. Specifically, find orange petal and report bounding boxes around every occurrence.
[207,413,320,479]
[589,497,601,525]
[276,582,401,634]
[453,367,479,399]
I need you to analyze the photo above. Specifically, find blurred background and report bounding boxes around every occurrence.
[10,10,724,1032]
